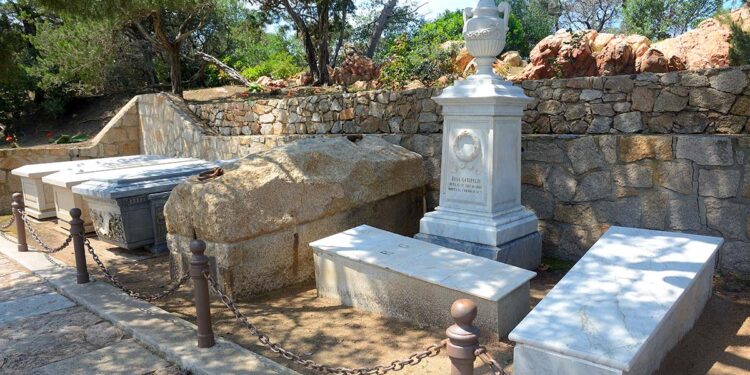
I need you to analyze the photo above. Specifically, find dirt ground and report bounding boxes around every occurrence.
[3,216,750,375]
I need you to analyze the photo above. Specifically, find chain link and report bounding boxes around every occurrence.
[204,271,445,375]
[475,347,507,375]
[18,210,73,253]
[0,213,14,230]
[81,235,190,301]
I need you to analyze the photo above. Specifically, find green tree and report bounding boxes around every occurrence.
[729,22,750,65]
[37,0,224,95]
[623,0,723,40]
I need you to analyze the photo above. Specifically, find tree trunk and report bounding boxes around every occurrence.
[169,48,183,96]
[315,0,332,85]
[141,40,159,86]
[366,0,398,58]
[281,0,320,83]
[332,0,350,67]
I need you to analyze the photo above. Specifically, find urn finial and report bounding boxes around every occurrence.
[463,1,511,77]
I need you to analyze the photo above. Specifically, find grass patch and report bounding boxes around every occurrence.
[540,257,575,272]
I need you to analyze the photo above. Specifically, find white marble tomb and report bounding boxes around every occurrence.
[42,158,206,232]
[509,226,723,375]
[11,155,168,219]
[310,225,536,338]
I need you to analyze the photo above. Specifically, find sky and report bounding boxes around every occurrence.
[421,0,745,20]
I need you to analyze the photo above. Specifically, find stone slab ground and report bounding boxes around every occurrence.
[0,252,181,375]
[4,218,750,374]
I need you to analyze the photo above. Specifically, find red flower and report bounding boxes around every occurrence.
[45,131,53,138]
[5,136,13,143]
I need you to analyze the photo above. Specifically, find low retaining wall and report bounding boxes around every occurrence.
[0,98,141,213]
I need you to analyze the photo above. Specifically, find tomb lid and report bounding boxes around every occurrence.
[11,155,168,178]
[310,225,536,302]
[508,226,723,371]
[43,159,212,188]
[72,174,197,199]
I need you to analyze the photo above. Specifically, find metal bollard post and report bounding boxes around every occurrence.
[11,193,27,252]
[446,299,480,375]
[70,208,89,284]
[190,239,216,348]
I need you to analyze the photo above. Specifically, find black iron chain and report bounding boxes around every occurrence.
[81,235,190,301]
[204,271,446,375]
[18,210,73,253]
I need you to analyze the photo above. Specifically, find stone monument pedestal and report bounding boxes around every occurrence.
[416,72,542,270]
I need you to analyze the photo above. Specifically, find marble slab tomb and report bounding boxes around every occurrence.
[509,226,723,375]
[42,158,204,232]
[10,155,169,220]
[310,225,536,338]
[72,160,221,253]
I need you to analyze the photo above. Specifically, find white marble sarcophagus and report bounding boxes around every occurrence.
[10,155,169,220]
[311,225,536,338]
[71,160,221,253]
[509,226,723,375]
[42,158,202,232]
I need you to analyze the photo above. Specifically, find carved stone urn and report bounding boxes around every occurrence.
[416,0,540,271]
[463,0,511,77]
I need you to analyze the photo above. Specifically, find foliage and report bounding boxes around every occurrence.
[49,133,88,144]
[226,30,304,81]
[27,17,145,96]
[379,34,457,87]
[247,83,263,93]
[506,0,557,55]
[622,0,723,40]
[729,22,750,66]
[240,51,303,80]
[559,0,621,32]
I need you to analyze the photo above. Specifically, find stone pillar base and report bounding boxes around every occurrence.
[415,231,542,271]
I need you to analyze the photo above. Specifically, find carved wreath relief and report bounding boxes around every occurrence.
[90,209,126,244]
[452,130,481,167]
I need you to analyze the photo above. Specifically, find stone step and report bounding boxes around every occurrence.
[509,226,724,375]
[310,225,537,338]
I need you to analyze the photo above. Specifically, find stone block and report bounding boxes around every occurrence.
[710,69,749,94]
[591,103,615,116]
[719,241,750,276]
[523,140,565,162]
[573,171,612,202]
[631,87,655,112]
[613,163,653,188]
[705,198,746,240]
[538,100,563,115]
[619,136,673,163]
[166,137,429,297]
[563,137,605,175]
[416,231,542,271]
[674,112,709,133]
[522,185,554,220]
[653,89,688,112]
[689,88,735,114]
[546,166,578,202]
[676,136,734,166]
[510,227,723,375]
[614,112,643,133]
[314,226,536,338]
[657,160,694,194]
[731,96,750,116]
[589,117,613,133]
[698,169,740,198]
[648,113,674,133]
[521,162,550,187]
[597,135,618,164]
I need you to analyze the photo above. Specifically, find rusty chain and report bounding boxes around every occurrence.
[81,235,190,301]
[18,210,73,253]
[204,271,445,375]
[0,213,14,230]
[475,347,507,375]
